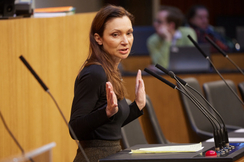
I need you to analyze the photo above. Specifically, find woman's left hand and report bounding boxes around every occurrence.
[135,69,146,110]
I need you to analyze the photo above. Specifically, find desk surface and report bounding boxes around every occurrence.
[99,143,244,162]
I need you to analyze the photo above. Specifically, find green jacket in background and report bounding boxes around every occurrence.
[147,27,197,68]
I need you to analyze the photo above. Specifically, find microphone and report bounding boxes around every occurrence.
[0,110,35,162]
[205,36,244,76]
[187,35,244,106]
[19,55,90,162]
[155,64,232,150]
[144,68,224,152]
[144,68,176,89]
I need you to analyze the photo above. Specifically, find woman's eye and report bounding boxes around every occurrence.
[127,32,133,35]
[112,33,118,37]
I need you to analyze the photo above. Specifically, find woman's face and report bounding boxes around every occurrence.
[95,16,134,64]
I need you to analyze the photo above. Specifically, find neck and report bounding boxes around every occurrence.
[112,57,121,69]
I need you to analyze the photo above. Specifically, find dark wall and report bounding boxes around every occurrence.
[102,0,153,26]
[160,0,244,38]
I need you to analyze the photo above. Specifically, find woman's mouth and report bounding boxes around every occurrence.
[119,48,129,54]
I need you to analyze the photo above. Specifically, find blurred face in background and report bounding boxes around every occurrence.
[154,10,174,38]
[190,8,209,30]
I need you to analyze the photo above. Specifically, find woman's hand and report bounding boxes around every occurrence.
[135,70,146,110]
[106,82,118,118]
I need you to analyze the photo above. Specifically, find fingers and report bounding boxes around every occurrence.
[135,78,146,110]
[106,82,118,107]
[136,69,142,93]
[139,78,145,91]
[106,82,110,103]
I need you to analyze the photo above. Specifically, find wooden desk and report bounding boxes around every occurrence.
[100,142,244,162]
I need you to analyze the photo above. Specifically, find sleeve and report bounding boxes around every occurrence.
[187,28,197,45]
[181,27,197,46]
[69,66,111,140]
[122,101,143,127]
[147,35,171,68]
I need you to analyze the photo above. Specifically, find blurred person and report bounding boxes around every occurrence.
[69,5,146,162]
[147,6,197,69]
[186,5,235,53]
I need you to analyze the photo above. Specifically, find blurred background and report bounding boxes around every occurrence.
[31,0,244,39]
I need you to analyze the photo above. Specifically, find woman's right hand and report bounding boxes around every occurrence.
[106,82,118,118]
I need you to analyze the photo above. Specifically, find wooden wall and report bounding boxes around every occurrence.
[0,13,96,162]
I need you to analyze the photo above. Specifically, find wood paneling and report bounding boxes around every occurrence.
[0,13,96,162]
[121,53,244,72]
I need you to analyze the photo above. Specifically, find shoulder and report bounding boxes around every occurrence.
[147,33,161,45]
[179,27,195,34]
[78,64,107,83]
[179,26,194,32]
[179,27,197,40]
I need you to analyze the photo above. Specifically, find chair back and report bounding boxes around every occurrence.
[178,77,213,140]
[203,80,244,128]
[145,95,169,144]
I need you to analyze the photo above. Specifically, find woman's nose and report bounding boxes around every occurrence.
[121,35,129,44]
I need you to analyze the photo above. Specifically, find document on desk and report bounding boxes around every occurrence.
[206,138,244,142]
[130,143,203,154]
[235,129,244,133]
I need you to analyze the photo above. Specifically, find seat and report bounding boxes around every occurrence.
[238,82,244,102]
[144,95,169,144]
[203,80,244,128]
[177,77,213,140]
[121,99,148,149]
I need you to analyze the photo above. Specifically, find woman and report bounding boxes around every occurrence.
[69,5,146,162]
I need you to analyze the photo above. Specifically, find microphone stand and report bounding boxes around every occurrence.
[205,36,244,76]
[19,55,90,162]
[171,71,233,152]
[155,64,232,150]
[0,110,35,162]
[144,68,224,152]
[187,35,244,106]
[170,72,224,152]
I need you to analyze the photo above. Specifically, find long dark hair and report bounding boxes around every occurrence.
[81,5,134,100]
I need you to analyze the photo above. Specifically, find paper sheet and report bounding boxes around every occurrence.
[206,138,244,142]
[130,143,203,154]
[234,129,244,133]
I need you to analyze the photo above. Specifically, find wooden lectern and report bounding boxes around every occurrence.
[0,142,56,162]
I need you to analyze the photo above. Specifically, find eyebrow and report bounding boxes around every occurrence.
[111,28,133,32]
